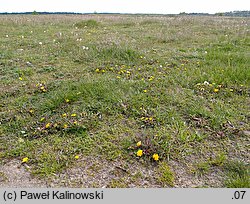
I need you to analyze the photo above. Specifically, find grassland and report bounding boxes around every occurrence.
[0,14,249,187]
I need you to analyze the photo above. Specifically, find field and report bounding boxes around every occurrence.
[0,14,249,187]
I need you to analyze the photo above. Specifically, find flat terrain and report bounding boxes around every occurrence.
[0,14,249,187]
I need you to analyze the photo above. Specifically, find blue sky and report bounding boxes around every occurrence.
[0,0,249,14]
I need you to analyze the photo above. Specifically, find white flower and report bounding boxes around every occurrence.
[82,46,89,50]
[204,81,209,85]
[6,35,8,37]
[39,42,43,45]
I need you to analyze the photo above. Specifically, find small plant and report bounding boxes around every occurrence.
[223,160,250,188]
[195,162,210,176]
[156,162,175,187]
[74,20,100,28]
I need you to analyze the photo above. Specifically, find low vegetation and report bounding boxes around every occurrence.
[0,14,249,187]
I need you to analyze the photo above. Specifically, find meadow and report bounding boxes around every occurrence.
[0,14,249,187]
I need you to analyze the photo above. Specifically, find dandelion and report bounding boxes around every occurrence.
[137,149,143,157]
[71,113,77,117]
[143,90,147,93]
[63,124,68,129]
[74,155,79,159]
[65,99,70,103]
[19,77,23,81]
[214,88,219,93]
[45,123,51,128]
[22,157,29,163]
[152,153,159,161]
[149,117,153,121]
[62,113,67,117]
[40,86,46,92]
[95,68,100,73]
[73,121,78,125]
[230,89,234,92]
[29,109,34,114]
[149,76,154,81]
[136,141,142,147]
[116,76,121,79]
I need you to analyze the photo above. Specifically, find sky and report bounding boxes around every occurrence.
[0,0,249,14]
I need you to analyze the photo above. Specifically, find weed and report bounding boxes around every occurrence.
[156,162,175,187]
[74,19,100,28]
[223,161,250,188]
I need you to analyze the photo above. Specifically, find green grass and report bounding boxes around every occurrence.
[224,161,250,188]
[0,14,249,187]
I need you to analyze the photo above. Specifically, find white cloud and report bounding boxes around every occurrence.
[0,0,249,14]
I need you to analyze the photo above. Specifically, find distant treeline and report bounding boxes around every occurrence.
[0,10,249,17]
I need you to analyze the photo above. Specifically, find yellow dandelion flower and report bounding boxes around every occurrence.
[71,113,77,117]
[149,117,153,121]
[136,141,142,147]
[214,88,219,93]
[143,89,147,93]
[19,77,23,81]
[40,86,45,90]
[95,68,100,73]
[29,109,34,114]
[74,155,79,159]
[116,76,121,79]
[62,113,67,117]
[65,99,70,103]
[73,121,78,125]
[45,123,51,128]
[137,149,143,157]
[63,124,68,129]
[22,157,29,163]
[101,70,105,73]
[153,153,159,161]
[230,89,234,92]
